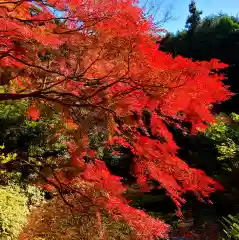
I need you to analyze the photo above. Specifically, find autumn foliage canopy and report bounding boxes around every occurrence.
[0,0,232,238]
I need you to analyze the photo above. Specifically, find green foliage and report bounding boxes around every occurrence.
[221,215,239,239]
[198,15,239,34]
[0,169,45,239]
[161,13,239,62]
[0,100,71,184]
[205,113,239,171]
[0,185,29,240]
[0,100,67,153]
[25,184,45,207]
[0,170,45,206]
[0,144,17,164]
[0,100,29,119]
[88,131,106,155]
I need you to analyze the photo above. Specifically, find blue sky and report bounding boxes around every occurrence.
[146,0,239,33]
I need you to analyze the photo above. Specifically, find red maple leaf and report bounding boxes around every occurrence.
[0,0,233,238]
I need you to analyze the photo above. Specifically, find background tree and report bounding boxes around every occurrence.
[185,0,202,36]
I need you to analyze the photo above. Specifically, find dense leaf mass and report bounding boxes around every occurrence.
[0,0,232,238]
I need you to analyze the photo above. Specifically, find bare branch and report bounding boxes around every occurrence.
[140,0,175,27]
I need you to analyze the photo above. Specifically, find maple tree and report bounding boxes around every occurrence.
[0,0,233,239]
